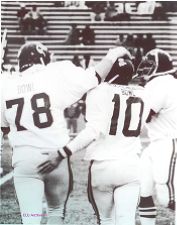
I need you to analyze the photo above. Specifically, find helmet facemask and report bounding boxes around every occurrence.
[18,42,51,72]
[105,58,134,85]
[135,49,175,86]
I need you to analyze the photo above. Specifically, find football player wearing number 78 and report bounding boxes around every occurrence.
[1,42,131,225]
[38,57,150,225]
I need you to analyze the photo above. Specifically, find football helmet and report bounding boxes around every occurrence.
[135,48,175,85]
[18,42,51,72]
[105,57,134,85]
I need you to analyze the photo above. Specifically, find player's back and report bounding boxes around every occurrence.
[1,61,95,150]
[84,83,149,161]
[145,75,177,140]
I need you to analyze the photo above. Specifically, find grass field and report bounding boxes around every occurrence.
[0,129,175,225]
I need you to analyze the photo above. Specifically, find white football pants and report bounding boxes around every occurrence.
[88,155,140,225]
[13,148,73,224]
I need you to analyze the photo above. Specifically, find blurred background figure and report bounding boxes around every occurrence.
[115,33,125,46]
[81,25,95,45]
[104,2,119,21]
[87,1,106,21]
[64,24,81,45]
[72,54,81,67]
[65,1,79,8]
[17,3,29,33]
[134,33,145,51]
[152,2,167,20]
[64,1,87,9]
[137,1,156,15]
[143,34,156,54]
[80,54,95,69]
[124,33,135,55]
[53,1,65,7]
[64,103,81,134]
[28,5,47,34]
[133,47,144,71]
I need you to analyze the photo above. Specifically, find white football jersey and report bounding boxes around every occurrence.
[1,61,98,149]
[84,83,150,161]
[145,75,177,140]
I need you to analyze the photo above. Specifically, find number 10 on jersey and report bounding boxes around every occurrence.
[109,94,144,137]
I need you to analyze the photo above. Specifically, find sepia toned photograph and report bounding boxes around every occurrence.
[1,1,177,224]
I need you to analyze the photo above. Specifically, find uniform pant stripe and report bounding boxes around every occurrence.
[139,208,157,212]
[167,139,176,205]
[13,177,23,224]
[87,160,100,225]
[62,156,73,219]
[141,215,156,218]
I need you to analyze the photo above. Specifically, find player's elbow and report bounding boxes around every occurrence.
[86,124,103,140]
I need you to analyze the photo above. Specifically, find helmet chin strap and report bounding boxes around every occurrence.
[40,57,45,65]
[19,57,45,72]
[108,74,119,83]
[132,73,138,80]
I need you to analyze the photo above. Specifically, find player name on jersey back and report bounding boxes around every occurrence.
[84,83,149,161]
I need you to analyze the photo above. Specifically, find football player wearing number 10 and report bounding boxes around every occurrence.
[1,42,131,224]
[39,57,150,225]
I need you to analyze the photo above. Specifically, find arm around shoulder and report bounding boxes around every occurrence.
[95,47,131,82]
